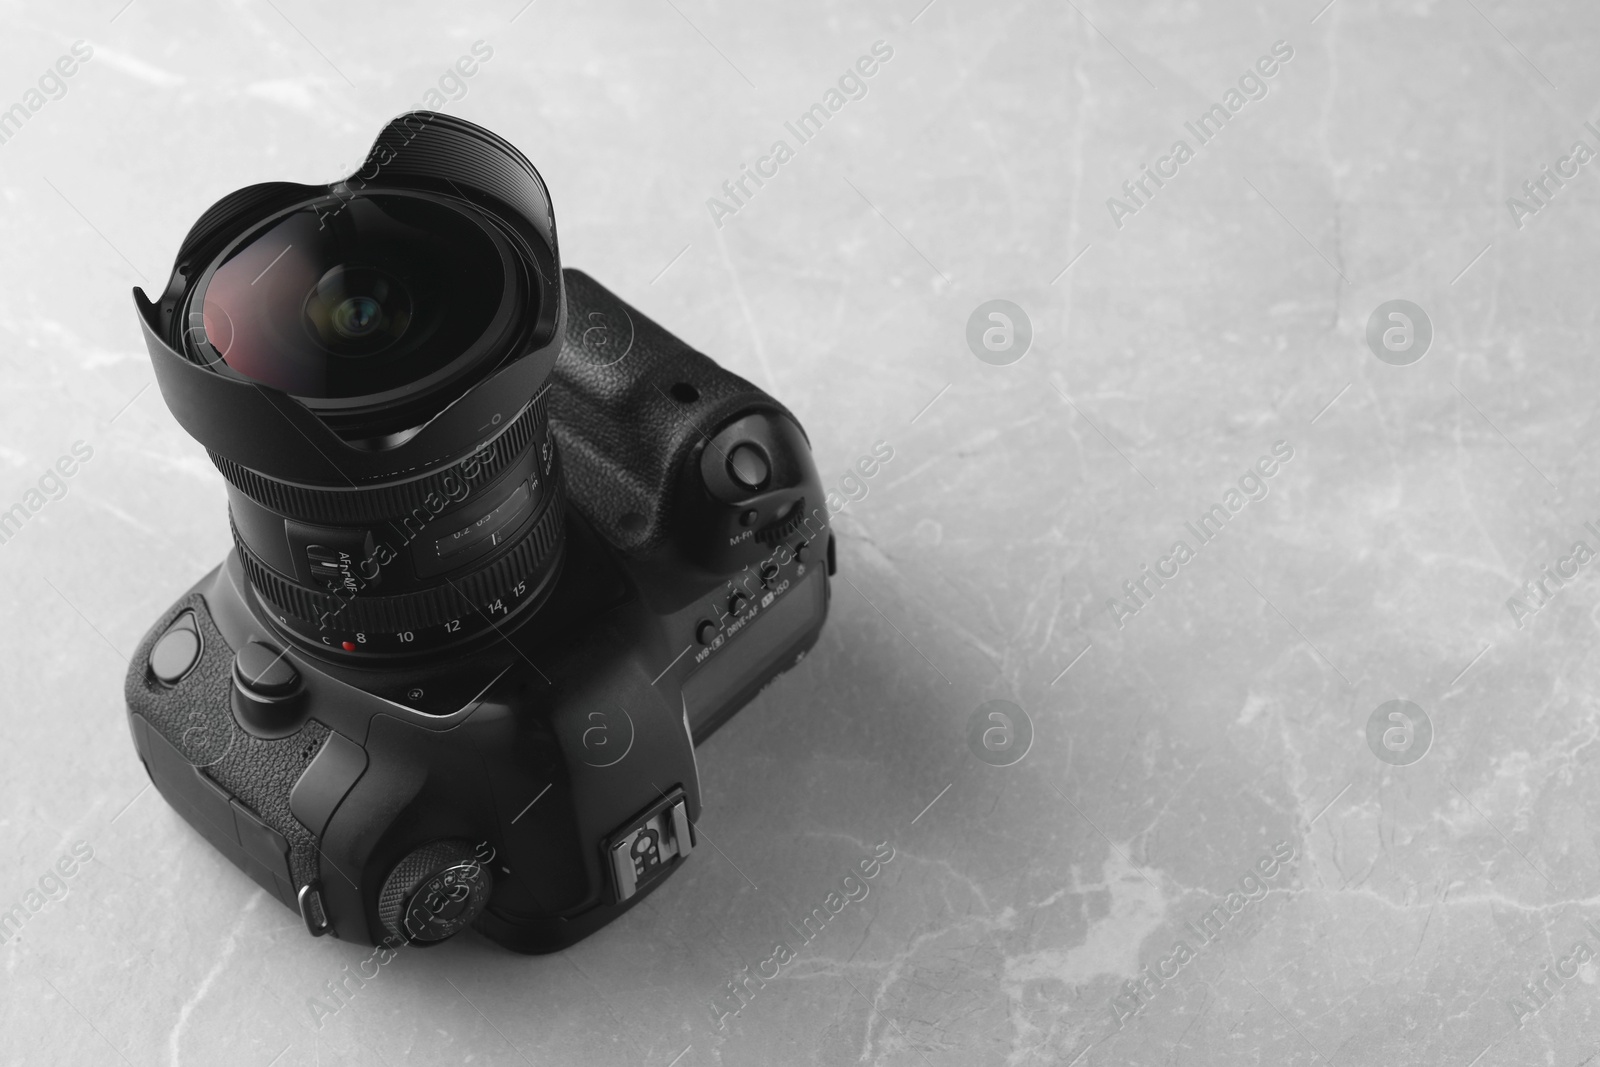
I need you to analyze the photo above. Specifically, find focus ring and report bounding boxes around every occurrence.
[209,391,549,525]
[233,492,564,636]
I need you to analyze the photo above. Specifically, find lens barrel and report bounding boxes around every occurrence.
[134,113,569,656]
[224,388,565,654]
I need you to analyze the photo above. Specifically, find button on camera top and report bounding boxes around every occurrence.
[231,641,306,739]
[726,444,770,490]
[235,641,300,697]
[378,840,493,945]
[149,612,201,685]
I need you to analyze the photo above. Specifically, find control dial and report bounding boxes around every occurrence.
[377,840,493,945]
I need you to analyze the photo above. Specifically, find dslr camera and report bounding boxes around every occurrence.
[123,114,833,952]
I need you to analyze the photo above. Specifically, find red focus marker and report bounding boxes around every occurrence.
[342,641,357,651]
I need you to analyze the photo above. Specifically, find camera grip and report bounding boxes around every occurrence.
[124,592,327,910]
[552,269,795,554]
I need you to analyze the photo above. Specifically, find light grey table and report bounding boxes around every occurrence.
[2,1,1597,1064]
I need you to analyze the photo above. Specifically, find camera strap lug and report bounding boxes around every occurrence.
[298,883,333,937]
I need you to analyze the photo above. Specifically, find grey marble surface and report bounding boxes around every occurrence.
[3,0,1600,1064]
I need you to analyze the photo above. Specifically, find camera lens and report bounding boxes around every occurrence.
[142,115,570,658]
[193,193,512,415]
[196,189,563,656]
[333,295,381,337]
[340,298,375,332]
[306,267,410,351]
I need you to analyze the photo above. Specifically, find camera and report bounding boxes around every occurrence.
[122,113,833,953]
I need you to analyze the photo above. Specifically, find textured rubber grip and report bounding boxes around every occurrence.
[550,269,795,554]
[125,594,327,897]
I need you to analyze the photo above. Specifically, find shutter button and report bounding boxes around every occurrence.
[232,641,304,738]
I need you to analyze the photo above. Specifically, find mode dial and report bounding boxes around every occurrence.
[376,840,493,945]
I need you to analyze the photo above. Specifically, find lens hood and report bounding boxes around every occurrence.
[133,112,563,487]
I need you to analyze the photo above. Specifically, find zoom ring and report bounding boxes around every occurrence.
[210,390,549,525]
[234,494,564,636]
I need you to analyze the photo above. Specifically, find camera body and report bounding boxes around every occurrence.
[122,115,833,953]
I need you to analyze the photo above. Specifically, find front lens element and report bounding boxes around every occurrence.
[195,193,511,400]
[334,296,380,337]
[304,266,411,354]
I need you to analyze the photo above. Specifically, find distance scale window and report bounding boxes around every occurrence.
[300,478,544,653]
